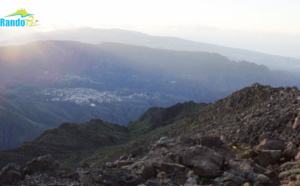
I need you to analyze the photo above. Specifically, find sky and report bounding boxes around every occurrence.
[1,0,300,58]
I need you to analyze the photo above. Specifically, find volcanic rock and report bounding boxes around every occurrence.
[181,146,224,178]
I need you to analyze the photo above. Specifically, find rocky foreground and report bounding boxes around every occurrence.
[1,83,300,185]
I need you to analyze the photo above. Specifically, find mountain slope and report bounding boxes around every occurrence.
[128,101,206,136]
[1,84,300,185]
[0,119,129,169]
[0,40,276,150]
[0,101,203,168]
[1,28,300,71]
[191,83,300,145]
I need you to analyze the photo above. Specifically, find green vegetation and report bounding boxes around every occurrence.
[128,101,206,137]
[0,40,276,150]
[0,101,207,168]
[70,101,206,166]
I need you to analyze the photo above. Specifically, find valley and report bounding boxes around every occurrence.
[0,40,278,150]
[1,0,299,184]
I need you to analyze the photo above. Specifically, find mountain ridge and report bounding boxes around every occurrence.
[0,40,278,150]
[1,83,300,185]
[1,28,300,71]
[0,101,203,168]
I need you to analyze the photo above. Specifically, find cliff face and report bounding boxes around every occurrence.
[1,84,300,185]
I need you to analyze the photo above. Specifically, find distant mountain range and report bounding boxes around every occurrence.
[1,28,300,185]
[1,28,300,72]
[0,40,283,150]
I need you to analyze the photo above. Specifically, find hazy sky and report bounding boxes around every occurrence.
[1,0,300,58]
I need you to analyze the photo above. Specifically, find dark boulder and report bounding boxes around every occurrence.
[255,150,281,167]
[197,135,223,147]
[25,154,60,174]
[255,138,284,151]
[181,146,224,178]
[0,163,23,184]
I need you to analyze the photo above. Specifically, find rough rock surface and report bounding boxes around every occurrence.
[0,163,23,184]
[255,138,285,151]
[14,136,277,185]
[1,84,300,185]
[25,154,60,174]
[181,146,224,178]
[255,150,282,167]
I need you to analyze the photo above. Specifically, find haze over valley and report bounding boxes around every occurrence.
[0,32,299,150]
[1,1,300,185]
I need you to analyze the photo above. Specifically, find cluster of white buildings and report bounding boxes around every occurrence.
[41,88,152,106]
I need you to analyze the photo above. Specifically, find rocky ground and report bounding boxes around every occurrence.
[1,83,300,185]
[2,135,300,185]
